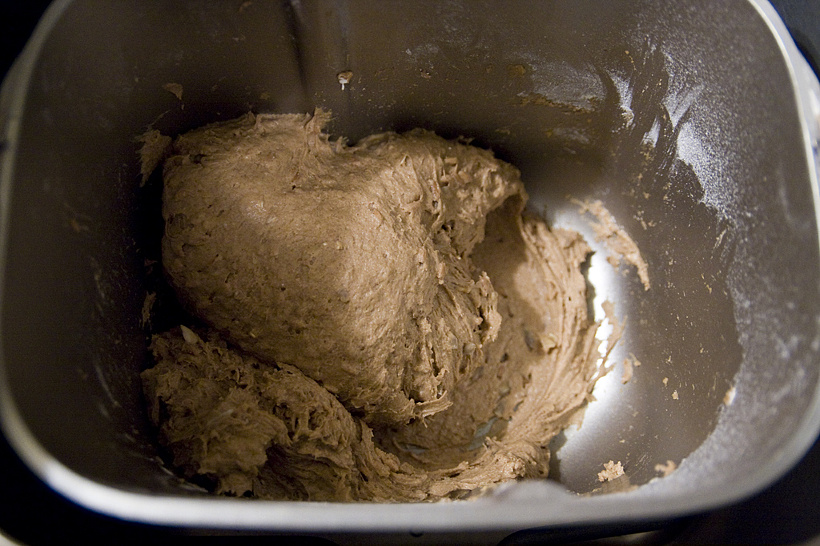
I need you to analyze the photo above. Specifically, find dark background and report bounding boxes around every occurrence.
[1,1,818,544]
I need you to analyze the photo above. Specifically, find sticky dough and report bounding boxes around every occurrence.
[142,111,605,501]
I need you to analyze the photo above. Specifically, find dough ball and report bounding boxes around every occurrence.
[161,111,522,425]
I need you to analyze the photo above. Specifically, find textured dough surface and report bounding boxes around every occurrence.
[142,111,604,501]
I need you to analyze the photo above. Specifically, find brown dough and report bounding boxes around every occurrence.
[142,111,605,501]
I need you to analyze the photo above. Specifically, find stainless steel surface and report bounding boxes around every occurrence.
[1,0,819,533]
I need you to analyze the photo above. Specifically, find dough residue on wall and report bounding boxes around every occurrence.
[597,460,625,482]
[575,199,650,290]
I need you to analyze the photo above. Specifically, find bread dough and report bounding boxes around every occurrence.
[142,111,605,501]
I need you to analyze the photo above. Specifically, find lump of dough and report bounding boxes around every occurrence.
[145,110,607,501]
[161,111,520,425]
